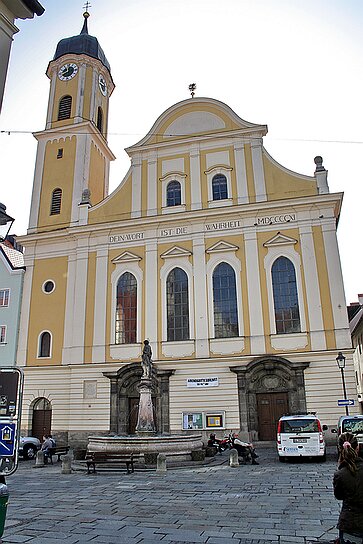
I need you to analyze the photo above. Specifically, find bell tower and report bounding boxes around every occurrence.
[28,10,115,234]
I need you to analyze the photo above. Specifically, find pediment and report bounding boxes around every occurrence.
[206,241,239,253]
[263,233,297,247]
[112,251,141,264]
[160,246,192,259]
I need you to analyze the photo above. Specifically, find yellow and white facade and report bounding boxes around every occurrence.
[17,17,357,446]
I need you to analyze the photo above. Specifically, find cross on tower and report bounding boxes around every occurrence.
[83,1,91,12]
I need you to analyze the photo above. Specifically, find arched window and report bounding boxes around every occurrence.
[166,267,189,341]
[50,188,62,215]
[272,256,301,334]
[166,180,181,207]
[116,272,137,344]
[57,95,72,120]
[212,262,239,338]
[97,106,103,132]
[212,174,228,200]
[38,332,51,358]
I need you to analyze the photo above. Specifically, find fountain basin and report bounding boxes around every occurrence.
[87,434,203,460]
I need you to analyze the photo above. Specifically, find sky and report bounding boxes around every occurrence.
[0,0,362,304]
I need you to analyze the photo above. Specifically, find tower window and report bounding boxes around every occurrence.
[57,148,63,159]
[57,95,72,120]
[50,188,62,215]
[38,331,51,358]
[97,107,103,132]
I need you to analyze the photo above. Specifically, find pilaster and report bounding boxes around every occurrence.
[92,246,108,363]
[299,224,326,350]
[234,141,249,205]
[131,155,142,218]
[145,241,158,359]
[16,247,35,366]
[28,139,47,232]
[244,228,265,354]
[190,144,202,210]
[147,153,157,216]
[192,236,209,358]
[251,138,267,202]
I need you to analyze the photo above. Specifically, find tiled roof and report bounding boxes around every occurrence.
[0,243,24,269]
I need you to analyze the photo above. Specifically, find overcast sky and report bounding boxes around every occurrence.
[1,0,362,304]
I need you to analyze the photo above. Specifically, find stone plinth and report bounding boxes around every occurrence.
[136,377,156,435]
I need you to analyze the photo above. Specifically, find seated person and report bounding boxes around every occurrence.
[232,433,259,465]
[41,435,54,463]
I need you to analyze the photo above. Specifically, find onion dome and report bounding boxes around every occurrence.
[53,11,111,74]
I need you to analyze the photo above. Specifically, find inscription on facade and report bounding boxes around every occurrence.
[205,220,241,231]
[256,214,296,225]
[109,233,144,243]
[160,227,188,237]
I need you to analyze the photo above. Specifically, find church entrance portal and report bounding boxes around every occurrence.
[104,363,174,435]
[231,356,310,441]
[256,392,289,440]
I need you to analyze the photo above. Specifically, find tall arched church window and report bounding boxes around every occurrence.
[116,272,137,344]
[38,332,51,358]
[166,267,189,341]
[97,106,103,132]
[57,95,72,120]
[212,174,228,200]
[272,256,301,334]
[212,262,239,338]
[166,180,181,207]
[50,188,62,215]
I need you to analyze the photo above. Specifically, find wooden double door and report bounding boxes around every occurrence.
[257,392,289,441]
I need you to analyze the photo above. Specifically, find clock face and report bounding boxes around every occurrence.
[58,63,78,81]
[98,74,107,96]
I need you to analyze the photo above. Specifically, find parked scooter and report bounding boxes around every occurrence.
[207,433,232,453]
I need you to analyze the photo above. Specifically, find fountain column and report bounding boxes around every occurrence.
[136,377,156,435]
[136,340,156,435]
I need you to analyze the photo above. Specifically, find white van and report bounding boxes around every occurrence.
[277,414,327,461]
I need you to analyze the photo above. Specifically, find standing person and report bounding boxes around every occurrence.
[333,432,363,544]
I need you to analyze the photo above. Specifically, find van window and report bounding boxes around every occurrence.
[342,419,363,434]
[280,419,319,433]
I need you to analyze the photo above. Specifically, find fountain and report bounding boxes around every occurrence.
[87,341,203,461]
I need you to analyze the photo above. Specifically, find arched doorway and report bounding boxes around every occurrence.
[231,357,310,441]
[31,397,52,440]
[103,363,174,435]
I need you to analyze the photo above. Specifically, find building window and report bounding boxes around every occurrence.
[97,107,103,132]
[166,267,189,341]
[57,148,63,159]
[0,326,6,344]
[212,174,228,200]
[57,95,72,121]
[272,256,301,334]
[50,188,62,215]
[0,289,10,307]
[38,331,51,358]
[42,281,55,294]
[212,262,239,338]
[115,272,137,344]
[166,180,181,207]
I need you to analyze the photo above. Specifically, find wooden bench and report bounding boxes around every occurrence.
[45,446,70,464]
[86,452,140,474]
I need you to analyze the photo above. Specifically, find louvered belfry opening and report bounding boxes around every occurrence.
[57,95,72,120]
[97,106,103,132]
[50,188,62,215]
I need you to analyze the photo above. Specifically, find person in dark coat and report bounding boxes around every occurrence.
[333,432,363,543]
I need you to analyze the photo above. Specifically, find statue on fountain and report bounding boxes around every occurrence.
[141,340,152,379]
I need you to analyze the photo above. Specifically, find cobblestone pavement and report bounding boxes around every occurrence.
[0,447,340,544]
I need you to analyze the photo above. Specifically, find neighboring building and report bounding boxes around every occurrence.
[0,237,25,366]
[349,295,363,413]
[17,13,357,446]
[0,0,44,113]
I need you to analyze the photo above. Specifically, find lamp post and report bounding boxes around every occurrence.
[336,351,349,416]
[0,203,14,242]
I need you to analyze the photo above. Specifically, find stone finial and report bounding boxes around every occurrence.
[61,455,72,475]
[314,156,325,172]
[80,188,91,205]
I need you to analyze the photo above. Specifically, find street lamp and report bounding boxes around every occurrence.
[336,351,349,416]
[0,203,14,242]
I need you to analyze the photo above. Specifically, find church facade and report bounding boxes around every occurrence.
[17,14,357,446]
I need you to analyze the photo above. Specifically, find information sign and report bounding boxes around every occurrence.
[0,368,23,476]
